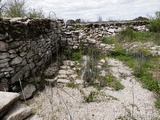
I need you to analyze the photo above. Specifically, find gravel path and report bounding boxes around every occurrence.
[105,57,159,119]
[28,58,159,120]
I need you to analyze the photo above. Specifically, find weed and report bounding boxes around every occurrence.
[131,46,152,61]
[107,95,118,101]
[101,73,124,91]
[84,91,99,103]
[103,73,114,86]
[66,81,78,88]
[155,98,160,109]
[113,80,124,91]
[65,48,82,62]
[72,51,82,61]
[148,18,160,32]
[119,27,135,40]
[82,46,102,86]
[110,39,126,56]
[101,37,113,44]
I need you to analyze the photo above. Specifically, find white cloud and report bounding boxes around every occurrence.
[13,0,160,21]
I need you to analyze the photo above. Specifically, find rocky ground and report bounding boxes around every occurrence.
[26,26,160,119]
[27,56,160,120]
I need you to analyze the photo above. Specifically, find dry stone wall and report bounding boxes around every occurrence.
[0,18,64,91]
[0,18,148,91]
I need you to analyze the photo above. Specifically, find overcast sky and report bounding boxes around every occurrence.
[19,0,160,21]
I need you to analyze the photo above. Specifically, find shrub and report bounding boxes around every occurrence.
[119,28,135,40]
[72,51,82,61]
[2,0,44,18]
[111,39,126,56]
[4,0,26,17]
[148,11,160,32]
[65,48,82,62]
[148,18,160,32]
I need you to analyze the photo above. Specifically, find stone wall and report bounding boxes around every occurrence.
[0,18,64,91]
[63,20,149,51]
[0,18,148,91]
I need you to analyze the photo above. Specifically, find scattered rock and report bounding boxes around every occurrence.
[63,60,75,67]
[44,63,59,77]
[108,28,115,33]
[100,59,105,64]
[19,84,36,100]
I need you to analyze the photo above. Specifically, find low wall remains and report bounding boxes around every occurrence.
[0,18,148,91]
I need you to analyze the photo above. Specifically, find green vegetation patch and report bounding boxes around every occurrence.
[108,38,160,109]
[84,91,99,103]
[103,73,124,91]
[65,48,82,62]
[101,37,114,44]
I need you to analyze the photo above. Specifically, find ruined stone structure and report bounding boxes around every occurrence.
[0,18,148,92]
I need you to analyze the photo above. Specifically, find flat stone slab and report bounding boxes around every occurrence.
[70,74,78,80]
[2,103,32,120]
[57,74,68,79]
[45,78,57,83]
[57,79,70,84]
[25,115,43,120]
[58,70,74,75]
[0,92,20,117]
[75,79,84,84]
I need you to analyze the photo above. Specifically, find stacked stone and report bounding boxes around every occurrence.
[0,18,149,92]
[0,18,64,91]
[61,28,80,50]
[83,20,149,40]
